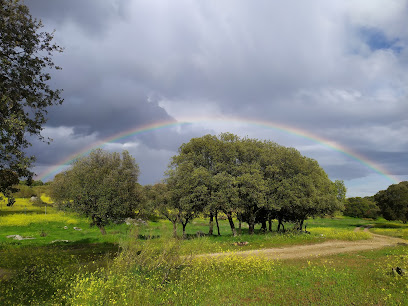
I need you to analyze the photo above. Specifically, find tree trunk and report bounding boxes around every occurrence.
[248,210,256,235]
[99,225,106,235]
[299,219,304,231]
[182,222,187,239]
[261,220,267,232]
[172,221,177,238]
[268,218,272,232]
[238,219,242,235]
[208,212,214,235]
[248,222,255,235]
[277,217,285,232]
[215,210,221,236]
[226,211,237,237]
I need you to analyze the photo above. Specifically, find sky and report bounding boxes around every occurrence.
[25,0,408,197]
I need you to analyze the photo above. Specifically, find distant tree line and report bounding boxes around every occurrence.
[343,196,380,219]
[343,181,408,223]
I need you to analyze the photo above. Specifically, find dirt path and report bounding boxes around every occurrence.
[200,228,408,260]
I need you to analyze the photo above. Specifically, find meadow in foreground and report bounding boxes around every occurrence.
[66,241,408,305]
[1,197,407,305]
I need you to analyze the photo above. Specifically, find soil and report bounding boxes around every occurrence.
[200,228,408,260]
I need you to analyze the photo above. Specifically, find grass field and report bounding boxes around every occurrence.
[1,197,407,305]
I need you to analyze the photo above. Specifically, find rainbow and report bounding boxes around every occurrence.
[36,116,400,183]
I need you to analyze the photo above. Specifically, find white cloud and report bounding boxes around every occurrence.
[345,0,408,39]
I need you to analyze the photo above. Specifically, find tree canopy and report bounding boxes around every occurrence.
[50,149,141,234]
[164,133,343,235]
[0,0,63,197]
[374,181,408,223]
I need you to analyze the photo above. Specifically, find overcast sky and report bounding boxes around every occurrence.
[26,0,408,197]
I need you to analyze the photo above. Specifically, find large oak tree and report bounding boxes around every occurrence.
[166,133,341,235]
[0,0,63,198]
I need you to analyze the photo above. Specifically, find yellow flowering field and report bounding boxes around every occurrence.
[312,227,372,240]
[0,197,47,214]
[0,213,78,226]
[371,227,408,240]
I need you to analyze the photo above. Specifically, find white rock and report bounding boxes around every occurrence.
[6,234,35,240]
[51,240,69,244]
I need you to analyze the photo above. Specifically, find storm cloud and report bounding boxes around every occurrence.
[25,0,408,196]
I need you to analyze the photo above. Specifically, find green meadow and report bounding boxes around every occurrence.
[1,197,407,305]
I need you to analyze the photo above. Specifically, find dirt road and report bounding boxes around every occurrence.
[200,229,408,260]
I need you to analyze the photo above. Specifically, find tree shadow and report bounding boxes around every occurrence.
[373,223,407,229]
[137,234,161,240]
[0,210,40,217]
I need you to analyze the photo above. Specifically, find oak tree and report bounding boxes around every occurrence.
[375,181,408,223]
[1,0,63,198]
[50,149,141,234]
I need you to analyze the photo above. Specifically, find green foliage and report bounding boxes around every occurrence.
[375,181,408,223]
[49,149,141,234]
[344,196,380,219]
[166,133,340,236]
[0,0,63,193]
[10,184,38,198]
[0,170,19,206]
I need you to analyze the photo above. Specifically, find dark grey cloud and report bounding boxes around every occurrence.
[27,0,131,36]
[359,151,408,176]
[21,1,408,195]
[324,164,371,181]
[47,93,171,137]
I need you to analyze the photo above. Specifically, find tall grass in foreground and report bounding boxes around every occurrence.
[64,231,407,305]
[0,224,406,305]
[0,246,85,305]
[0,243,118,305]
[66,247,408,305]
[66,231,281,305]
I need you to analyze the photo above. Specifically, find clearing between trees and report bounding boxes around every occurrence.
[200,228,408,260]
